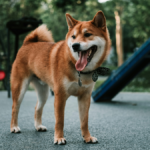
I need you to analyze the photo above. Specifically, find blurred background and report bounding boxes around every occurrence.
[0,0,150,92]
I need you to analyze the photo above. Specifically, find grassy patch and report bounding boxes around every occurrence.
[94,65,150,92]
[94,79,105,91]
[0,81,4,90]
[122,65,150,92]
[28,84,34,91]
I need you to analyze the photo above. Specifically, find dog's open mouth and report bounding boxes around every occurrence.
[75,45,97,71]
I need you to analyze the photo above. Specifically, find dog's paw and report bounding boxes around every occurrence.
[35,125,47,132]
[83,136,98,144]
[10,126,21,133]
[54,138,66,145]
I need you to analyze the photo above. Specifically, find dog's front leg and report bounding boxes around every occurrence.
[78,93,98,143]
[54,93,68,145]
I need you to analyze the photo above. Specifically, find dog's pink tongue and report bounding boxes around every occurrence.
[75,51,88,71]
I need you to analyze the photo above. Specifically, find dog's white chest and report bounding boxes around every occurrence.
[67,82,79,95]
[63,78,92,96]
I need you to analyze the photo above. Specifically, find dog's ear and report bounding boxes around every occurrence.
[66,13,78,29]
[91,11,106,31]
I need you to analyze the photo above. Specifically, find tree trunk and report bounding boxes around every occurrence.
[115,11,123,66]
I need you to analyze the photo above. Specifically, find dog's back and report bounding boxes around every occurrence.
[11,25,55,85]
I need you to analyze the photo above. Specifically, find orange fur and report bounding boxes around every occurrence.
[24,24,54,44]
[10,11,111,144]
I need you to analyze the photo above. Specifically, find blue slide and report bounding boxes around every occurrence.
[92,39,150,102]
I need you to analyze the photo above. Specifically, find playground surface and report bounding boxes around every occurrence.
[0,91,150,150]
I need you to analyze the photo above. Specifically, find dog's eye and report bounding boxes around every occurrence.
[72,35,76,39]
[84,33,92,37]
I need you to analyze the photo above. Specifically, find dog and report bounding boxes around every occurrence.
[10,11,111,145]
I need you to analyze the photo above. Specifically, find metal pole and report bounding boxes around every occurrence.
[14,34,19,61]
[0,33,6,55]
[7,29,11,98]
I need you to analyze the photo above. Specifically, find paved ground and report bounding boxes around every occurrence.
[0,91,150,150]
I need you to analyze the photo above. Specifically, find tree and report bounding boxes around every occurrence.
[115,10,123,66]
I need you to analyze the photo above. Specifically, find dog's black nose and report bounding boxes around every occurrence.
[72,43,80,52]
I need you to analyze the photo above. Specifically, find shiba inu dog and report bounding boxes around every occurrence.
[10,11,111,145]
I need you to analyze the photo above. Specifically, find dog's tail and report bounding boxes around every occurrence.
[23,24,54,44]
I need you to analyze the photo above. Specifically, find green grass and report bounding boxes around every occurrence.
[28,84,34,91]
[0,81,3,90]
[94,80,105,91]
[122,65,150,92]
[94,65,150,92]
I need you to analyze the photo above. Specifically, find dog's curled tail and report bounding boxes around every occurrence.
[23,24,54,44]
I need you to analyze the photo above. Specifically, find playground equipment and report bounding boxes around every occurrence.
[0,17,42,97]
[0,33,8,91]
[92,39,150,102]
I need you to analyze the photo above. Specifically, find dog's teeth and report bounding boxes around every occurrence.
[89,49,92,56]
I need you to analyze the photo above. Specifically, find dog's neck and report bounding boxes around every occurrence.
[77,67,111,85]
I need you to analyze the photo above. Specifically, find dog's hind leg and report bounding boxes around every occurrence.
[11,75,30,133]
[30,77,49,131]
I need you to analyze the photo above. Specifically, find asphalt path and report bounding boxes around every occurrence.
[0,91,150,150]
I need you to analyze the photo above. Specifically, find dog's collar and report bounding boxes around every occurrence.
[77,67,111,87]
